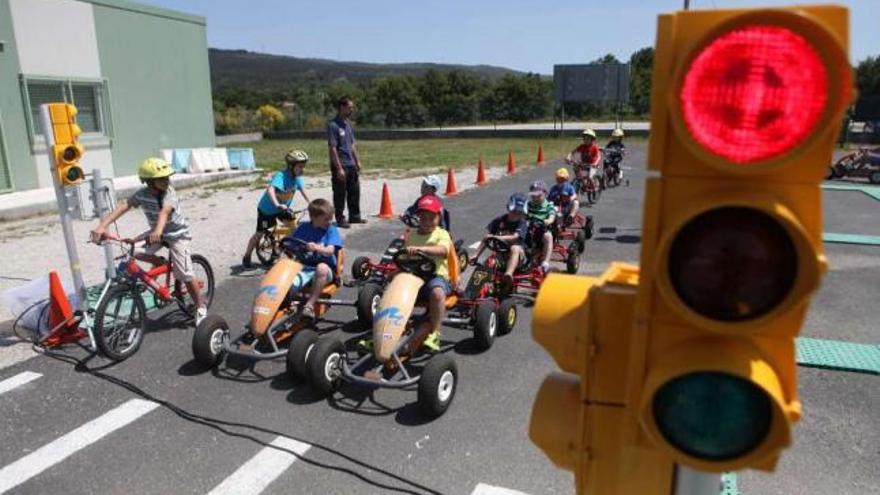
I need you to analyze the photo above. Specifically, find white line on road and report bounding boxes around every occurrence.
[471,483,531,495]
[0,371,42,396]
[206,436,311,495]
[468,241,482,250]
[0,398,159,494]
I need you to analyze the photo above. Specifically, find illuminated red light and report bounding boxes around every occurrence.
[680,25,828,164]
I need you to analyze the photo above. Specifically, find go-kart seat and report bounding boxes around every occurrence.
[319,249,345,297]
[444,244,461,309]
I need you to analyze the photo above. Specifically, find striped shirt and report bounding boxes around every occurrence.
[128,186,190,240]
[527,199,556,223]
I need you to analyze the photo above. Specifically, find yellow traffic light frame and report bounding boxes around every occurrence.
[666,7,853,174]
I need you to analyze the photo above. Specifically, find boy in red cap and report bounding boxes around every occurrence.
[403,194,453,352]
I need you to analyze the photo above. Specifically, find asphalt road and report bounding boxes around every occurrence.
[0,143,877,495]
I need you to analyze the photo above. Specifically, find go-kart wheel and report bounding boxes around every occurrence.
[309,338,345,396]
[418,353,457,418]
[473,301,498,351]
[566,247,580,274]
[870,171,880,185]
[497,298,518,335]
[255,231,278,267]
[286,329,319,382]
[458,251,470,270]
[191,314,229,368]
[575,229,586,254]
[356,283,383,329]
[351,256,372,281]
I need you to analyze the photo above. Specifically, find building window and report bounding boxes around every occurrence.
[21,77,110,142]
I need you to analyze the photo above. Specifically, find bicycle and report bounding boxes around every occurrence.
[91,234,215,360]
[255,208,304,267]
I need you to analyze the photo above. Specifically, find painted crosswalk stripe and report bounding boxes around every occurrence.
[471,483,530,495]
[0,371,42,396]
[469,241,482,250]
[207,436,311,495]
[0,398,159,494]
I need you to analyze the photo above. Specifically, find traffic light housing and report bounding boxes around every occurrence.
[48,103,85,186]
[633,5,853,472]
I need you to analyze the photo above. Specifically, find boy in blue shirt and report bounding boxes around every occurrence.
[242,149,311,268]
[287,198,343,320]
[548,168,579,225]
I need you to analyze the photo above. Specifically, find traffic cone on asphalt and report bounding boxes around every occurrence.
[378,182,395,219]
[507,151,517,175]
[48,271,73,331]
[537,144,545,165]
[475,158,487,186]
[445,168,459,196]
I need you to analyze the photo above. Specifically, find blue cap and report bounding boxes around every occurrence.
[507,193,528,213]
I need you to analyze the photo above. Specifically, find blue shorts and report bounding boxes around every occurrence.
[289,265,337,292]
[417,276,452,301]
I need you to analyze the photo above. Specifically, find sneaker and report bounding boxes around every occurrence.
[195,306,208,326]
[499,274,514,296]
[241,255,253,269]
[336,219,351,229]
[357,336,375,352]
[349,217,367,224]
[541,261,551,272]
[422,331,441,352]
[301,304,316,321]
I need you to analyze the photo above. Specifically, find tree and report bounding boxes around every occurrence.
[629,47,654,115]
[856,56,880,96]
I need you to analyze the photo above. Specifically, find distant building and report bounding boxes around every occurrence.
[0,0,215,193]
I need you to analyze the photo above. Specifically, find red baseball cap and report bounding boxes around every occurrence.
[416,194,443,214]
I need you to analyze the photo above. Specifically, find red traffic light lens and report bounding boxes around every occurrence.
[668,207,797,322]
[61,145,80,163]
[680,25,828,163]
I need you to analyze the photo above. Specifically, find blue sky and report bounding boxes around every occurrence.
[142,0,879,74]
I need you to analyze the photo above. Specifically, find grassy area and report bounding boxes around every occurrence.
[239,137,640,176]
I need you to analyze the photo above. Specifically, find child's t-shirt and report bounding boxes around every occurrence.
[128,185,190,240]
[405,228,453,281]
[289,222,343,271]
[527,199,556,224]
[548,183,576,204]
[258,170,305,215]
[487,214,528,245]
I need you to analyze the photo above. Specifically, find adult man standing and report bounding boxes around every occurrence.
[328,96,364,228]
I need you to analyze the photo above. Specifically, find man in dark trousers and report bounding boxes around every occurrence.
[328,96,364,228]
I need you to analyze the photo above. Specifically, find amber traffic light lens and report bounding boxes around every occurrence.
[668,207,797,322]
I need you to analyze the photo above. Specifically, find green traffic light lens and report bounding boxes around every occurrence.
[668,207,797,322]
[652,371,772,461]
[65,166,84,182]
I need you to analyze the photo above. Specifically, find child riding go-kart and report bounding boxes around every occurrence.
[549,168,593,255]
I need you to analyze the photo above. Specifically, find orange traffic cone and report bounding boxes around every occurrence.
[48,271,73,331]
[445,168,459,196]
[475,158,487,186]
[378,182,395,219]
[537,144,545,165]
[507,151,517,175]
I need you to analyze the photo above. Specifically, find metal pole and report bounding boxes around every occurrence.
[39,104,88,315]
[673,465,722,495]
[684,0,690,10]
[91,168,116,280]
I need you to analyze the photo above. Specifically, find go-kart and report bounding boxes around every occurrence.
[551,200,593,255]
[475,236,546,297]
[191,237,354,380]
[571,164,603,204]
[527,221,582,275]
[306,242,501,418]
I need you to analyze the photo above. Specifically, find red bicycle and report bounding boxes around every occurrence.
[91,234,215,360]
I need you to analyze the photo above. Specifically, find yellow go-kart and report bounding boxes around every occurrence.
[192,237,352,380]
[306,245,467,418]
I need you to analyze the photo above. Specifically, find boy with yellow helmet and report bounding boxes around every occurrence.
[91,157,207,324]
[548,167,579,224]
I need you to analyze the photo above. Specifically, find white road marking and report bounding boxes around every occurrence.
[468,241,482,250]
[206,436,311,495]
[0,398,159,494]
[0,371,42,396]
[471,483,531,495]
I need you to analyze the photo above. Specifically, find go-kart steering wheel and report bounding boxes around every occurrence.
[392,249,437,278]
[484,236,511,253]
[280,237,318,262]
[400,212,420,228]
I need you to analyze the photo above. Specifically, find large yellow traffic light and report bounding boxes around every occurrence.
[48,103,85,186]
[633,5,853,473]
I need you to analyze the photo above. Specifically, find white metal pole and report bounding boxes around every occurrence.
[90,168,116,280]
[673,465,722,495]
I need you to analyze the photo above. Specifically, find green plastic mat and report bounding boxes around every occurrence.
[822,183,880,202]
[822,232,880,245]
[720,473,740,495]
[796,337,880,375]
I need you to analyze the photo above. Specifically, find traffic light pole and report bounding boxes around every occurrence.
[90,168,116,280]
[39,104,88,316]
[673,466,721,495]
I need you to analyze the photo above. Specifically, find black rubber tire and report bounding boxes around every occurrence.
[255,231,278,267]
[825,166,837,180]
[458,251,470,271]
[176,254,216,316]
[418,354,458,419]
[566,247,580,274]
[94,286,147,361]
[350,256,372,281]
[497,298,518,335]
[191,314,230,368]
[308,338,345,396]
[870,171,880,185]
[356,283,383,329]
[473,301,498,351]
[575,229,586,254]
[286,329,319,381]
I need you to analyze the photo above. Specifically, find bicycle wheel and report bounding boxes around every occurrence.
[175,254,216,315]
[255,230,278,267]
[93,285,147,361]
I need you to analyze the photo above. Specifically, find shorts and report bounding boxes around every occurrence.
[417,276,453,301]
[144,237,194,282]
[256,208,294,232]
[506,244,529,271]
[289,264,338,292]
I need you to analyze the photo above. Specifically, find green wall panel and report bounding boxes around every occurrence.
[0,0,37,191]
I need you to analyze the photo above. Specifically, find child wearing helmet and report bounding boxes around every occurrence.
[403,175,451,230]
[566,128,602,191]
[606,128,626,152]
[526,180,556,273]
[242,149,311,268]
[548,168,579,224]
[473,193,529,295]
[90,157,206,324]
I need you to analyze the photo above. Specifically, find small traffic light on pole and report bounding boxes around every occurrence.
[47,103,85,186]
[634,4,853,474]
